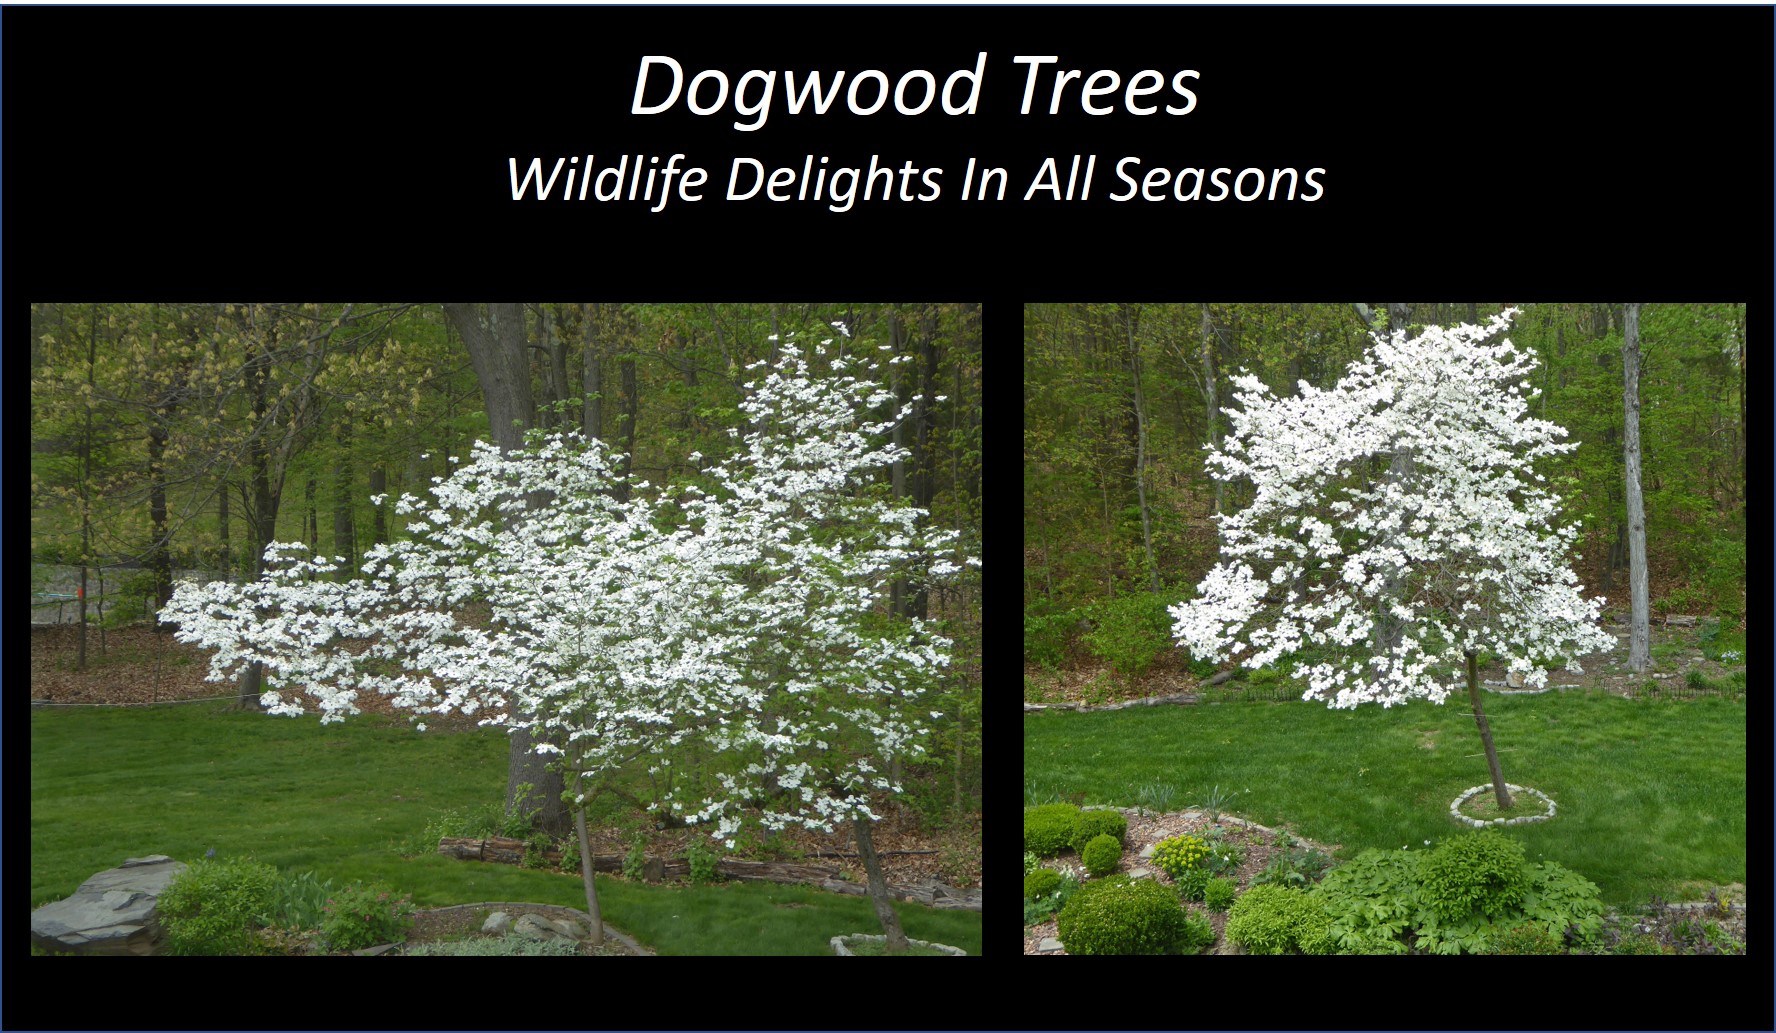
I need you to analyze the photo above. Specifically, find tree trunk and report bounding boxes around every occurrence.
[571,758,605,948]
[887,308,908,618]
[441,302,569,838]
[852,811,909,953]
[1369,304,1416,672]
[1202,305,1222,516]
[1126,305,1159,593]
[1622,303,1650,672]
[580,304,604,441]
[1466,651,1513,809]
[333,420,356,578]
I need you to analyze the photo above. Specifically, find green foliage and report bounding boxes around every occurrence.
[1204,839,1245,877]
[623,834,648,881]
[1149,834,1208,881]
[1312,849,1424,954]
[320,882,416,952]
[406,935,582,956]
[1022,865,1081,926]
[1611,932,1673,955]
[1491,923,1564,955]
[263,869,335,933]
[1023,851,1041,877]
[1198,783,1234,823]
[1224,884,1333,955]
[1024,868,1064,901]
[683,839,721,885]
[156,856,281,956]
[1174,867,1212,902]
[1518,861,1606,949]
[1080,833,1123,877]
[1253,845,1334,889]
[1130,780,1182,815]
[1203,877,1236,912]
[1023,608,1078,669]
[558,830,581,874]
[1023,803,1082,856]
[1069,808,1127,854]
[1417,830,1530,922]
[1082,591,1179,683]
[1056,874,1199,955]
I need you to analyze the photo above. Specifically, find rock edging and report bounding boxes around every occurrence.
[1449,783,1556,828]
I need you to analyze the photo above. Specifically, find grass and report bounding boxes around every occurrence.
[31,703,981,956]
[1024,687,1743,909]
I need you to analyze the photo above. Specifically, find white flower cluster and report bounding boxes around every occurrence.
[1172,309,1614,709]
[161,334,977,847]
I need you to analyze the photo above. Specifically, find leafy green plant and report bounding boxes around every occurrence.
[1131,780,1181,816]
[156,856,280,956]
[1023,803,1082,856]
[1022,865,1081,926]
[1023,851,1041,877]
[1149,834,1208,881]
[1199,783,1234,824]
[558,830,581,874]
[1611,932,1673,955]
[1519,861,1605,948]
[1417,830,1530,922]
[320,882,416,952]
[623,834,648,881]
[1311,849,1423,954]
[1224,884,1333,955]
[262,868,335,933]
[1205,840,1245,877]
[1080,834,1123,878]
[1056,874,1200,955]
[683,839,721,885]
[1203,877,1236,912]
[1069,808,1128,854]
[1175,867,1211,902]
[1254,846,1333,889]
[1024,608,1080,670]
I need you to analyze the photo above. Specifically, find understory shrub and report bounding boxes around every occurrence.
[1024,608,1079,669]
[1070,808,1128,854]
[1082,591,1179,683]
[1175,867,1212,903]
[156,856,281,956]
[1203,877,1237,912]
[1024,803,1082,856]
[1056,875,1200,955]
[1149,834,1208,881]
[1224,884,1333,955]
[320,882,417,952]
[1081,834,1124,877]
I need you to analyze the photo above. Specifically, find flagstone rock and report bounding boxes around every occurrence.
[31,855,188,955]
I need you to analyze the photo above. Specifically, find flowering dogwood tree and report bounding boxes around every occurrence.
[162,328,974,952]
[1172,309,1614,809]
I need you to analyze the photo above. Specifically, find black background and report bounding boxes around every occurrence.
[5,6,1770,301]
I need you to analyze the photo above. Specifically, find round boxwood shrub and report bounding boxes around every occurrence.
[1023,803,1082,856]
[1225,884,1334,955]
[1057,874,1198,955]
[1069,808,1128,854]
[1024,868,1064,901]
[1418,829,1530,922]
[1081,833,1123,877]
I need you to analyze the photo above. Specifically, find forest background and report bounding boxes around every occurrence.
[1023,302,1746,697]
[30,301,984,837]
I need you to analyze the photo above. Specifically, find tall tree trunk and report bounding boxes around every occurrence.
[237,333,277,712]
[368,464,387,546]
[618,335,639,502]
[570,751,605,948]
[580,303,604,442]
[1466,651,1513,809]
[1369,304,1416,673]
[1622,303,1650,672]
[1126,305,1159,593]
[441,302,568,838]
[887,308,907,618]
[332,420,356,578]
[217,481,232,573]
[909,306,938,619]
[852,811,909,954]
[147,410,172,615]
[1201,305,1222,515]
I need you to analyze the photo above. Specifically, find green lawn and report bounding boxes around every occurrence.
[31,704,980,956]
[1024,688,1744,908]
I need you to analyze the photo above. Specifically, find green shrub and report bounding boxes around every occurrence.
[263,869,335,933]
[684,839,721,885]
[1175,867,1211,902]
[1023,803,1082,856]
[1179,912,1217,953]
[1023,851,1041,877]
[1024,609,1080,669]
[623,834,648,881]
[1149,834,1208,881]
[1024,868,1064,901]
[1081,834,1123,877]
[1070,808,1128,853]
[1520,860,1606,949]
[1418,829,1530,922]
[156,856,280,956]
[1492,923,1564,954]
[1203,877,1236,912]
[1056,875,1197,955]
[1225,884,1334,955]
[1082,592,1179,683]
[1023,866,1081,925]
[320,882,416,952]
[1254,846,1333,889]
